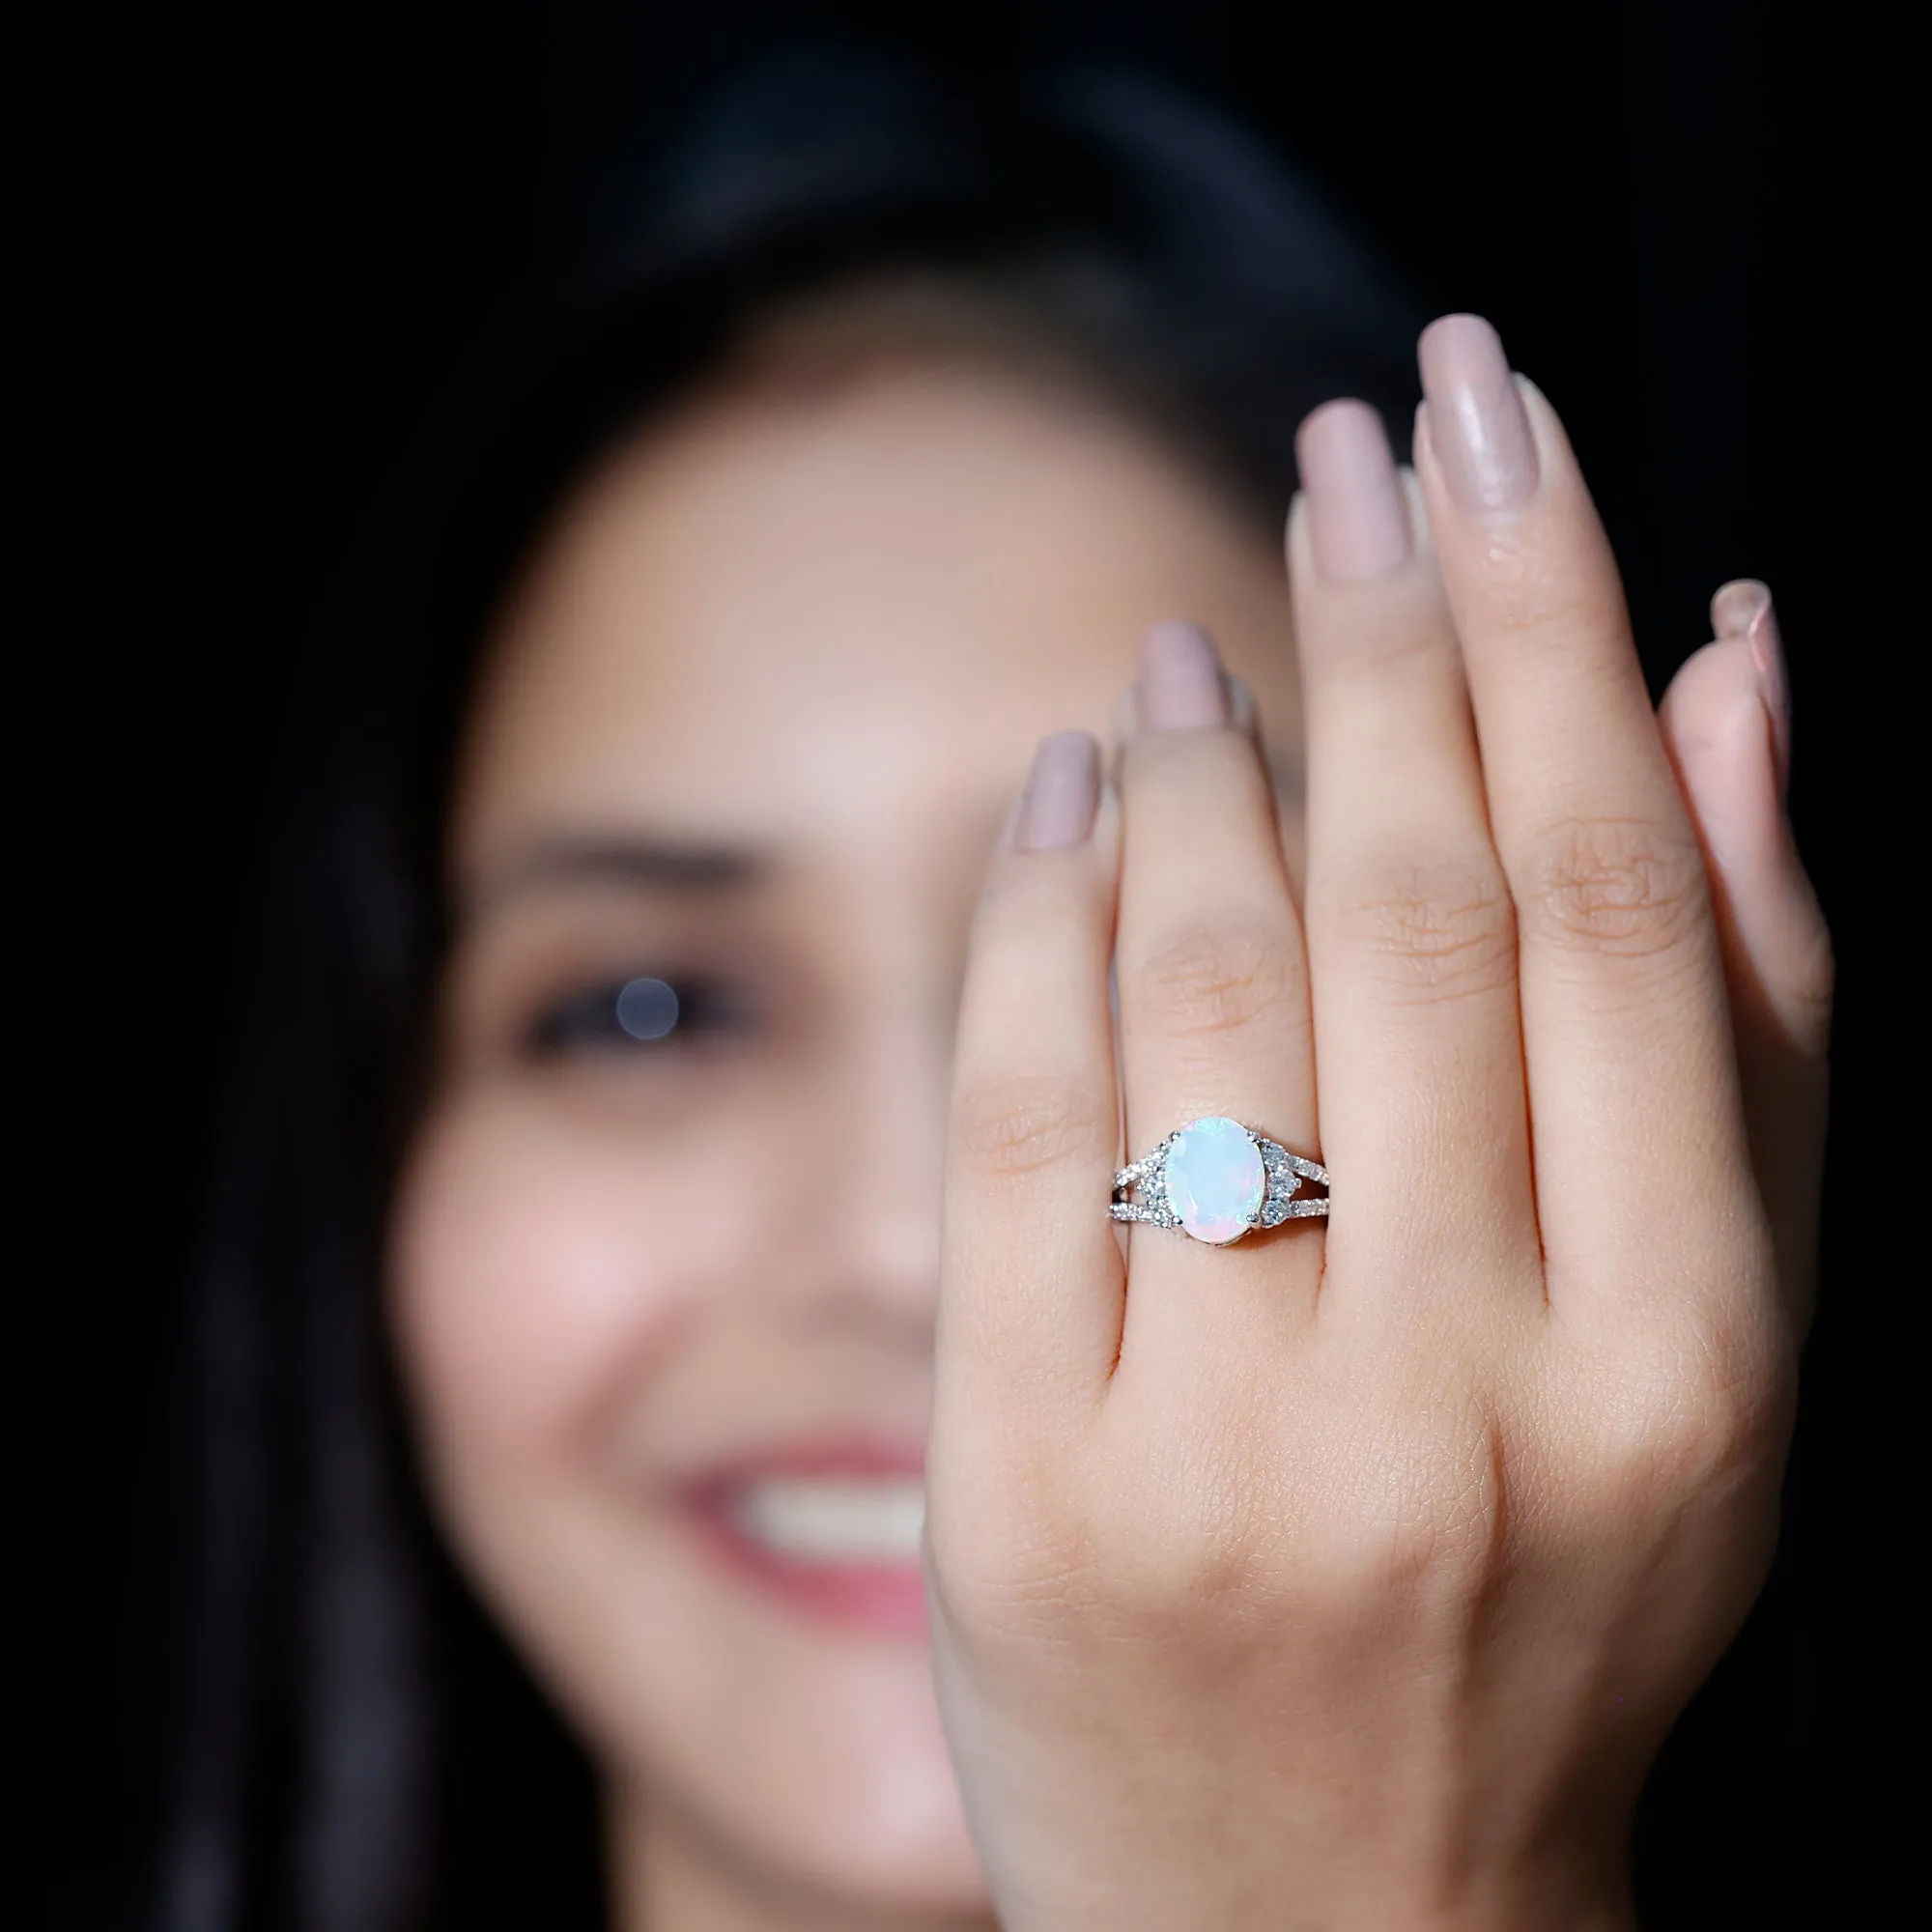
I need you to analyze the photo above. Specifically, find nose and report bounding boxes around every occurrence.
[773,979,950,1347]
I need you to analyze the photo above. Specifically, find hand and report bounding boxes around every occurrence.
[923,315,1831,1929]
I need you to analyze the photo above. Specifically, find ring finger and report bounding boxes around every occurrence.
[1113,619,1321,1355]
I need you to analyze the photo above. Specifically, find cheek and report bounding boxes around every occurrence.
[386,1094,746,1517]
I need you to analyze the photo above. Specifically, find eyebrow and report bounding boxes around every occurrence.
[464,748,1303,921]
[469,835,769,916]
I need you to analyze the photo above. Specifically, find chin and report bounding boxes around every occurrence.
[639,1614,988,1905]
[510,1495,988,1915]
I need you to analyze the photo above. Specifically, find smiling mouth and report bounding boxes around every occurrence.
[731,1473,926,1562]
[683,1460,931,1638]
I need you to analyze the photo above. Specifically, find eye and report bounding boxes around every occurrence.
[524,972,756,1060]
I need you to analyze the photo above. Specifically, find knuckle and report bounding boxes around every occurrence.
[926,1493,1095,1639]
[1291,1484,1498,1636]
[1324,597,1455,677]
[952,1072,1113,1181]
[1591,1309,1793,1497]
[923,1438,1123,1651]
[1126,918,1301,1039]
[1489,568,1606,641]
[1332,858,1518,1005]
[1518,815,1708,959]
[1670,1308,1792,1458]
[1464,533,1618,649]
[1094,1504,1287,1640]
[1636,1380,1784,1502]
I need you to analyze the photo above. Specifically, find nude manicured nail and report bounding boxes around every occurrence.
[1013,730,1102,850]
[1715,579,1790,796]
[1418,314,1540,513]
[1138,620,1229,730]
[1296,399,1411,580]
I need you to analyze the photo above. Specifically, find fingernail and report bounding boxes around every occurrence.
[1295,399,1411,580]
[1013,730,1102,850]
[1418,314,1540,513]
[1714,579,1790,797]
[1137,619,1230,730]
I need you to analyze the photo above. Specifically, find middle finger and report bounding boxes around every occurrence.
[1292,401,1538,1307]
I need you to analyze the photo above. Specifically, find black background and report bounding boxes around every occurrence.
[50,1,1888,1922]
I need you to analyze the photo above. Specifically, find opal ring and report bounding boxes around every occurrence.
[1110,1115,1329,1245]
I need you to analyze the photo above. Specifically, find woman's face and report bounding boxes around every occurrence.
[390,346,1301,1922]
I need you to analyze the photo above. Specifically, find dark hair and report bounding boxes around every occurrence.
[150,47,1421,1932]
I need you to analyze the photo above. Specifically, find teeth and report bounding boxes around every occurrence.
[730,1476,925,1564]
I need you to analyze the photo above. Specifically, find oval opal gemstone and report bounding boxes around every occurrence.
[1164,1117,1265,1244]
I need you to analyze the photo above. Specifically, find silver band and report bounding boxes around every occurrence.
[1111,1118,1329,1243]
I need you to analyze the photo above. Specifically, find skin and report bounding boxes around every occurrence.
[390,312,1830,1929]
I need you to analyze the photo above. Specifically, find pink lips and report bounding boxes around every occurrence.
[679,1442,930,1640]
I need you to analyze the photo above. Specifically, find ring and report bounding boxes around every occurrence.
[1110,1115,1329,1245]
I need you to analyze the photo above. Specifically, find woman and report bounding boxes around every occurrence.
[158,52,1828,1930]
